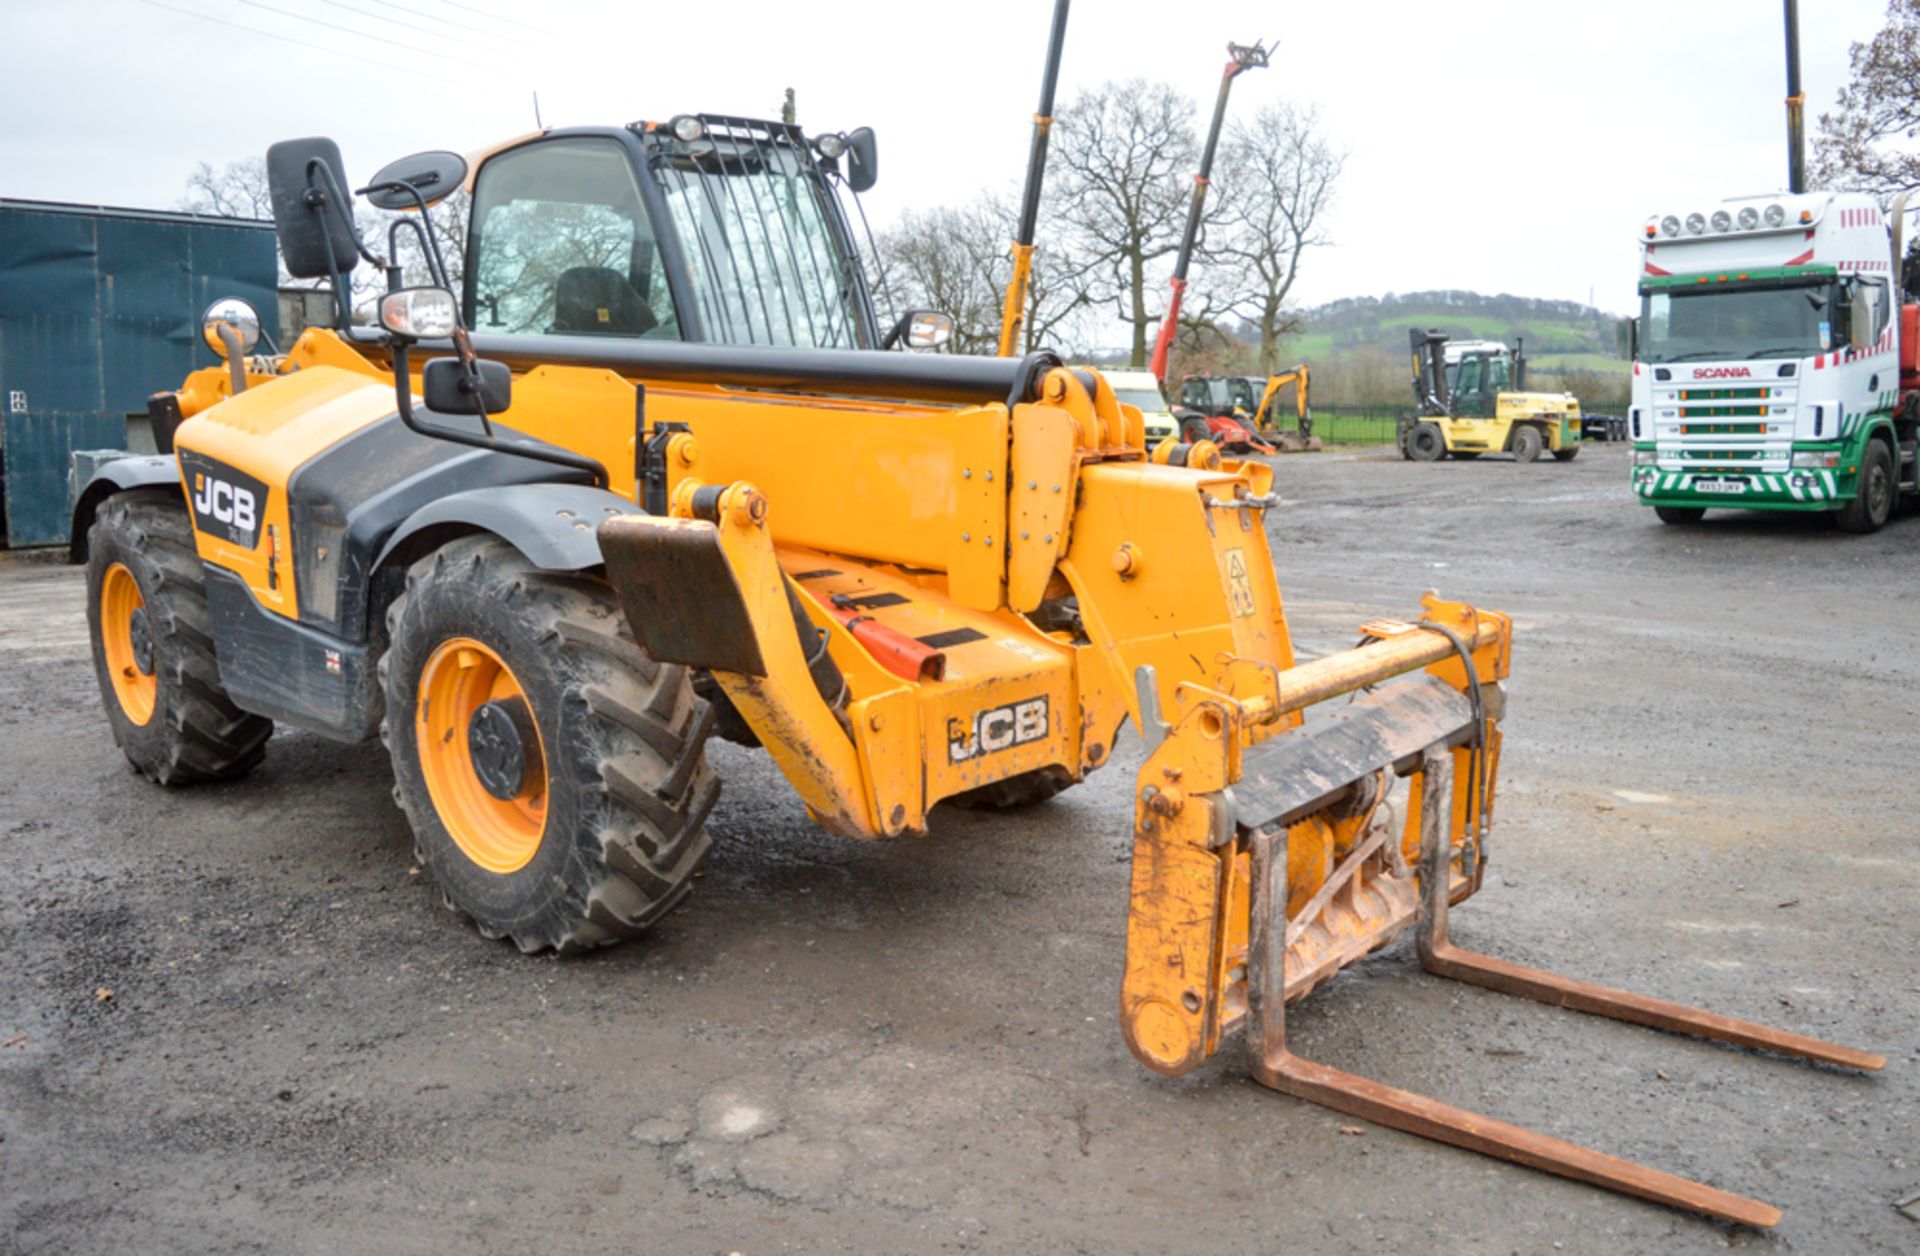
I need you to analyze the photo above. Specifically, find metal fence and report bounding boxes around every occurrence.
[1311,409,1399,445]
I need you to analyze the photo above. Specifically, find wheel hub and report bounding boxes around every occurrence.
[468,697,537,801]
[128,607,155,676]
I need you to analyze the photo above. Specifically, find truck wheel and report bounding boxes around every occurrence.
[1407,423,1446,462]
[946,769,1075,811]
[1837,438,1895,534]
[381,535,719,954]
[1511,425,1545,463]
[1552,445,1580,462]
[85,490,272,784]
[1654,506,1706,525]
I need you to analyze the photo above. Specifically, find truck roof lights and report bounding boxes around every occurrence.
[1764,203,1786,227]
[1660,215,1681,237]
[1710,209,1732,233]
[1685,212,1706,235]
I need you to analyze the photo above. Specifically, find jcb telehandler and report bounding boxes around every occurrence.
[73,114,1879,1229]
[1401,329,1583,462]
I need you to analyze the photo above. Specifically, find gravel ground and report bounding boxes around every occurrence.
[1,442,1914,1254]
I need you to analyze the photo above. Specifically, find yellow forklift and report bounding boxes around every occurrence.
[1401,329,1581,463]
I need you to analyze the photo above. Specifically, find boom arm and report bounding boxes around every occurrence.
[1147,40,1269,383]
[997,0,1071,358]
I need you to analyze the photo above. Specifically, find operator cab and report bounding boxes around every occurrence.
[1446,344,1514,419]
[464,116,892,352]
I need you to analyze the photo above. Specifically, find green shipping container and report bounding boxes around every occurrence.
[0,199,277,547]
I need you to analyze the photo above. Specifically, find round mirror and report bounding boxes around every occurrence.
[362,149,469,211]
[201,298,261,358]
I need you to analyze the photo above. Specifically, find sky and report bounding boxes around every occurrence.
[0,0,1896,326]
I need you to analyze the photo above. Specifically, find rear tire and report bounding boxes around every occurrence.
[945,769,1075,811]
[1654,506,1706,525]
[1511,425,1545,463]
[381,535,719,953]
[1407,423,1446,462]
[1837,438,1895,534]
[85,490,272,784]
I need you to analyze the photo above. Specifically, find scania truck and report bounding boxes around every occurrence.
[1630,191,1918,532]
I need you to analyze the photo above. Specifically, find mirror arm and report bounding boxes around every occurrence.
[389,341,610,489]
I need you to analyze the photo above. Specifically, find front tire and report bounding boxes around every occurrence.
[85,490,272,784]
[381,536,719,953]
[1407,423,1446,462]
[1511,425,1545,463]
[1837,438,1895,534]
[1654,506,1706,525]
[1552,445,1579,462]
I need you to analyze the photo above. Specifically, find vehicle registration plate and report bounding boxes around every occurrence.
[1694,478,1748,495]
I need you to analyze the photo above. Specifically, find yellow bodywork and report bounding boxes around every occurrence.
[1436,391,1583,455]
[167,325,1510,1085]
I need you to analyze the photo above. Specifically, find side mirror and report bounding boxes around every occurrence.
[266,136,361,280]
[845,126,877,193]
[363,149,469,211]
[424,357,511,415]
[201,298,261,358]
[883,309,953,351]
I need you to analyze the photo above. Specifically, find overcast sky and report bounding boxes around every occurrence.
[1,0,1893,322]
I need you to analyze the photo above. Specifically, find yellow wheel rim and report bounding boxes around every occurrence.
[416,636,549,874]
[101,562,157,726]
[414,641,549,875]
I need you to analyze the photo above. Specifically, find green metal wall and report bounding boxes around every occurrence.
[0,201,277,547]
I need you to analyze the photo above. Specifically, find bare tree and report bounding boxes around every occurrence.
[1203,104,1343,375]
[180,158,273,220]
[1052,80,1200,366]
[879,196,1096,356]
[1812,0,1920,200]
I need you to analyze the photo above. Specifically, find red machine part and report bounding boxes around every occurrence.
[1900,302,1918,394]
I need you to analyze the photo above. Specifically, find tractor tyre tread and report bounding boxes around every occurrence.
[86,489,272,785]
[945,769,1075,811]
[380,534,717,954]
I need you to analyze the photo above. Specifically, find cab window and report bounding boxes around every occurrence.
[466,138,678,339]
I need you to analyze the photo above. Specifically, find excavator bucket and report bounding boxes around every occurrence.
[1266,431,1323,453]
[1121,600,1883,1228]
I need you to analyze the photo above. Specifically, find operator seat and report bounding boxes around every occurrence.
[553,266,658,336]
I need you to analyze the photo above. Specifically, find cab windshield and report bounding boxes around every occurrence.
[649,132,871,350]
[1114,387,1169,413]
[1639,280,1832,363]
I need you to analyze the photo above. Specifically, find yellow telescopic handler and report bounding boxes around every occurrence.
[71,112,1878,1230]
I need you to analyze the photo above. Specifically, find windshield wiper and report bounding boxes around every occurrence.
[1744,346,1811,359]
[1655,351,1736,362]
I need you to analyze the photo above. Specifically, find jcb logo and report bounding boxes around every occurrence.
[948,696,1049,763]
[193,473,256,533]
[179,451,269,549]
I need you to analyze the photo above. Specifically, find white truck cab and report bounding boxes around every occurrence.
[1631,190,1917,531]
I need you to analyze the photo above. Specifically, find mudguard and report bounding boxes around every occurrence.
[69,454,181,563]
[372,482,641,576]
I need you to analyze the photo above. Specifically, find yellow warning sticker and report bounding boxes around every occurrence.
[1224,547,1255,618]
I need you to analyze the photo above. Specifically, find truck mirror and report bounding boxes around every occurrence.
[362,150,469,211]
[423,357,511,415]
[883,309,952,351]
[266,137,362,280]
[201,298,261,358]
[844,126,877,193]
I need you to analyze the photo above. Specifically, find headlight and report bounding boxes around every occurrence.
[378,286,458,339]
[1791,450,1840,468]
[1684,212,1707,235]
[814,132,848,159]
[1660,215,1681,237]
[1763,202,1786,227]
[1737,206,1759,229]
[1633,448,1659,465]
[670,115,705,142]
[1710,209,1732,233]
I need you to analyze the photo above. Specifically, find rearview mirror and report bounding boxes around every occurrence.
[884,309,953,351]
[424,357,511,415]
[266,136,361,280]
[201,298,261,358]
[363,149,469,211]
[845,126,877,193]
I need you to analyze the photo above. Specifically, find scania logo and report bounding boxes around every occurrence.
[1691,366,1752,379]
